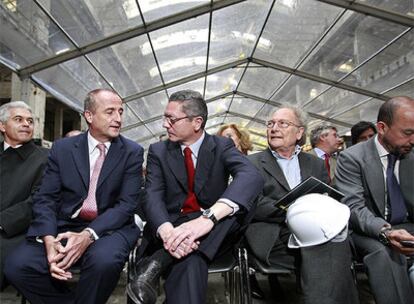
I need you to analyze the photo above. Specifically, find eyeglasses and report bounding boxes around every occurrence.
[163,115,190,125]
[265,120,301,129]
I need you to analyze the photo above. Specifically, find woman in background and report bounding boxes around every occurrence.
[217,124,253,155]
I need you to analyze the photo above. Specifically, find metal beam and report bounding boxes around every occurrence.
[236,91,353,128]
[19,0,245,77]
[121,92,233,131]
[317,0,414,28]
[251,57,389,101]
[123,59,248,102]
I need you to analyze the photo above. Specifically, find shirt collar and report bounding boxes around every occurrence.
[374,134,389,159]
[180,131,205,157]
[270,145,302,160]
[87,132,111,154]
[3,141,22,150]
[313,147,328,158]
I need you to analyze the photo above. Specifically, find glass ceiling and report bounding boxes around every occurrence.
[1,0,413,150]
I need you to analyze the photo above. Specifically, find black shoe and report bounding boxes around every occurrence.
[249,274,265,299]
[127,257,162,304]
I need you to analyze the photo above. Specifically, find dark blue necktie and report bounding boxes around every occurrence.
[387,154,407,224]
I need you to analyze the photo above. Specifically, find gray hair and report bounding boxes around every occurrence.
[0,101,32,123]
[310,124,337,148]
[270,105,309,146]
[169,90,208,129]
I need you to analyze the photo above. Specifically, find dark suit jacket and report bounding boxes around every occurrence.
[143,133,264,259]
[335,137,414,239]
[245,149,328,264]
[27,133,144,247]
[0,141,48,237]
[0,140,48,288]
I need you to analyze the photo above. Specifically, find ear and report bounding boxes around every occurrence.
[296,127,305,141]
[83,111,93,124]
[0,121,5,133]
[193,117,203,132]
[376,121,386,136]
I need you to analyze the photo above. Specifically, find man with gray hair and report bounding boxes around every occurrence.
[245,106,358,304]
[0,101,48,290]
[309,124,341,184]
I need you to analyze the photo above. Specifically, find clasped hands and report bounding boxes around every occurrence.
[43,230,93,280]
[158,217,214,259]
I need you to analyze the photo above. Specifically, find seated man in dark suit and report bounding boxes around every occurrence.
[127,90,264,304]
[4,89,144,304]
[336,96,414,304]
[245,106,359,304]
[0,101,48,290]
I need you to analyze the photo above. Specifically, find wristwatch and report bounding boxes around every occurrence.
[378,226,392,246]
[84,228,96,242]
[202,209,218,225]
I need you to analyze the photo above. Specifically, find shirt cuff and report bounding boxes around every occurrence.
[218,198,239,215]
[85,227,99,241]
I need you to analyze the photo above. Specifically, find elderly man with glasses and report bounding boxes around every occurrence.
[245,106,359,304]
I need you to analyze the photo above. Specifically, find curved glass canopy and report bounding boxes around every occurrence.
[1,0,413,150]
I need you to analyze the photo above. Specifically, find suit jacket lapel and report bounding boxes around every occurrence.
[399,152,414,219]
[97,136,124,189]
[72,133,90,190]
[364,139,386,217]
[194,134,215,195]
[262,149,291,191]
[166,141,187,191]
[298,152,312,181]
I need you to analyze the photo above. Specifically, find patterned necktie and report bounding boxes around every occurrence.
[387,154,407,224]
[79,143,106,221]
[181,147,200,213]
[324,153,331,181]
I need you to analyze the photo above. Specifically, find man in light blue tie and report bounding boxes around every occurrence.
[336,96,414,304]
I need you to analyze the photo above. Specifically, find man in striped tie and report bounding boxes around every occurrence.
[5,89,144,304]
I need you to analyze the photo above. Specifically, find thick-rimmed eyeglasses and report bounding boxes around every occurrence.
[266,120,301,129]
[163,115,190,125]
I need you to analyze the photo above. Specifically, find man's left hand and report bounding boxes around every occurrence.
[54,230,93,270]
[164,217,213,258]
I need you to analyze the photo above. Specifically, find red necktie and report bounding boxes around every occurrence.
[324,153,331,182]
[181,147,200,213]
[79,143,105,221]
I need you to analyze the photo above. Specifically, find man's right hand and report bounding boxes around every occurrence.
[158,222,199,259]
[42,235,72,281]
[386,229,414,255]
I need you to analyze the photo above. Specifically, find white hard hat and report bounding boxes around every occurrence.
[286,193,350,248]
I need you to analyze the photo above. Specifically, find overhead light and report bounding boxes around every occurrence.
[141,29,209,55]
[122,0,139,19]
[280,0,298,9]
[2,0,16,12]
[55,48,70,55]
[149,56,211,77]
[140,0,205,14]
[310,88,318,99]
[337,59,354,73]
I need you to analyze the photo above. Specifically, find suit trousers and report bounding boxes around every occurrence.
[266,226,359,304]
[351,223,414,304]
[4,231,131,304]
[0,233,25,289]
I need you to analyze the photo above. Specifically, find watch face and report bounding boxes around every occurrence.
[203,209,212,217]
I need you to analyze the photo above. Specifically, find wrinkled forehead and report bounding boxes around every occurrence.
[8,107,33,119]
[271,108,297,122]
